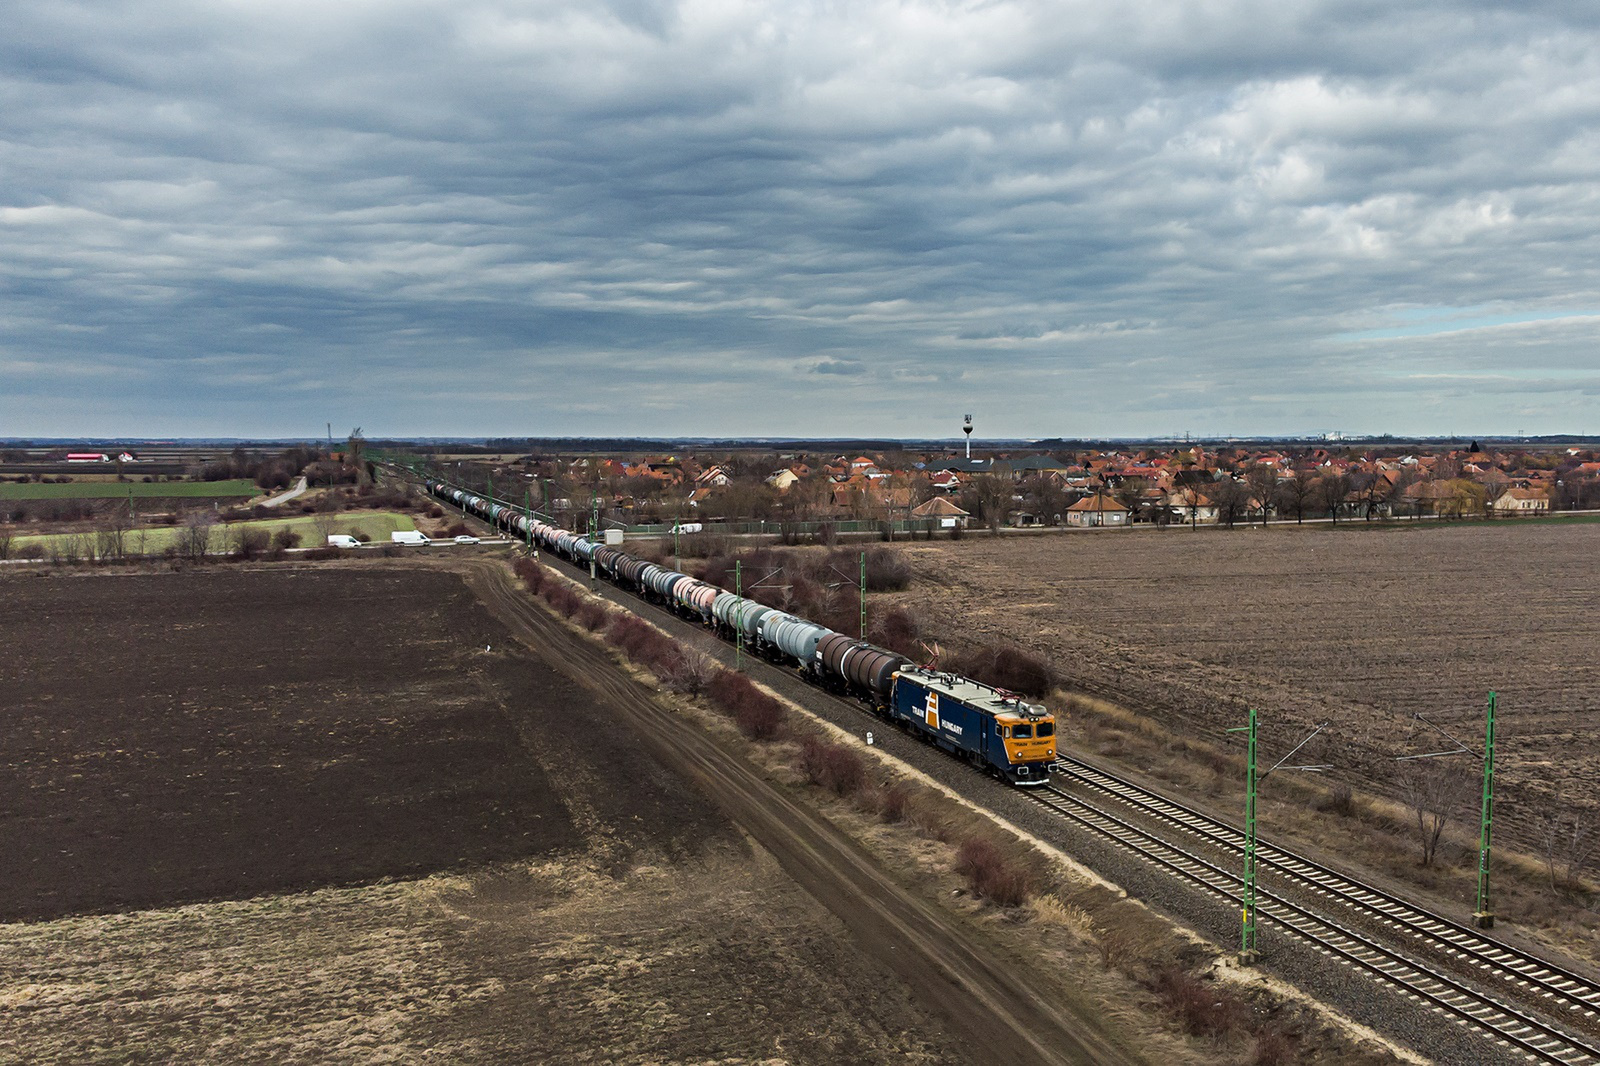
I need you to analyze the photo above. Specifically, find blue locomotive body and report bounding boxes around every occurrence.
[890,667,1054,786]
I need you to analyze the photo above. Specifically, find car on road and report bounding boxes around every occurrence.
[453,534,480,544]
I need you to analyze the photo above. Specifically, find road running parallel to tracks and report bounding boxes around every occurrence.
[463,560,1149,1066]
[494,530,1600,1066]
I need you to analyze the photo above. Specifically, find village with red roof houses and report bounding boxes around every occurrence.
[484,441,1600,531]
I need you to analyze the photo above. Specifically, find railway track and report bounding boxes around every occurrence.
[1054,758,1600,1022]
[1025,781,1600,1065]
[411,474,1600,1064]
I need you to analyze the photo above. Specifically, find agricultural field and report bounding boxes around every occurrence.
[8,509,420,558]
[0,478,259,500]
[0,567,963,1062]
[896,521,1600,847]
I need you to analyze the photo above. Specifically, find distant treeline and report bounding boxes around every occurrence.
[197,446,324,489]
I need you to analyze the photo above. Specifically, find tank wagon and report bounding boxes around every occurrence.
[422,477,1056,786]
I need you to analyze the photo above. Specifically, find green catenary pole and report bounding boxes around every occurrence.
[589,494,599,590]
[1475,691,1497,928]
[1230,707,1259,964]
[859,551,867,639]
[735,559,744,672]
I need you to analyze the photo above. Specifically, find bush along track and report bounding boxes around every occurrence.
[484,555,1412,1066]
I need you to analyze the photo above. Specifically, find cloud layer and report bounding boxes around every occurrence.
[3,0,1599,437]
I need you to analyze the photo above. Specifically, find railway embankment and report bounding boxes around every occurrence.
[476,552,1440,1065]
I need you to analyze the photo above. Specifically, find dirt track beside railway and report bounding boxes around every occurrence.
[464,559,1150,1066]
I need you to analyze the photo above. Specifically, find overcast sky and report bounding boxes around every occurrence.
[3,0,1598,440]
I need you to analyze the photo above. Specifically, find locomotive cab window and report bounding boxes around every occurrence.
[1012,723,1033,739]
[1036,722,1054,737]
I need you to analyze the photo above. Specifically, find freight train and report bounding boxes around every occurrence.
[426,479,1055,786]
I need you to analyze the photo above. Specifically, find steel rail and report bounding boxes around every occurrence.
[1053,756,1600,1025]
[1024,785,1600,1065]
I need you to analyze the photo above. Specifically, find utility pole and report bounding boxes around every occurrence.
[1226,710,1330,965]
[524,488,535,557]
[859,550,867,639]
[589,493,599,590]
[1229,708,1260,964]
[1475,691,1498,928]
[735,559,744,671]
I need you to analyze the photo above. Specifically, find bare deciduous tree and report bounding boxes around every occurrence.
[180,512,216,561]
[1539,797,1597,891]
[1209,476,1251,528]
[1275,470,1317,524]
[1317,472,1352,524]
[660,647,718,696]
[1398,760,1473,867]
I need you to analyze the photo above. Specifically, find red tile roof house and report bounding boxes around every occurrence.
[910,495,971,528]
[1492,487,1550,514]
[1065,494,1129,527]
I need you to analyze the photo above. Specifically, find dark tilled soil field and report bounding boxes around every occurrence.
[0,568,611,920]
[0,566,969,1063]
[897,521,1600,844]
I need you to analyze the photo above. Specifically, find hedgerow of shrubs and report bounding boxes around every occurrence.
[515,556,791,740]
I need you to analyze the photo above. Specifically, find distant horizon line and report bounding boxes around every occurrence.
[4,433,1597,448]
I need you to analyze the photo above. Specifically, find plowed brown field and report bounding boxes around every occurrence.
[897,521,1600,846]
[0,567,977,1063]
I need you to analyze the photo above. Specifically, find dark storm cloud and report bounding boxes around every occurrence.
[2,0,1598,437]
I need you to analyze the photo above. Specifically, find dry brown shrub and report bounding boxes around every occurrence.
[512,556,546,593]
[1095,926,1130,970]
[868,606,922,658]
[659,646,718,695]
[877,781,912,824]
[954,836,1033,906]
[706,670,787,739]
[576,600,610,631]
[1252,1028,1296,1066]
[797,736,867,797]
[1148,965,1250,1039]
[953,643,1054,697]
[541,582,582,617]
[1315,783,1356,818]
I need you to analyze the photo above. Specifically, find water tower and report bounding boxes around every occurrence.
[963,414,973,460]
